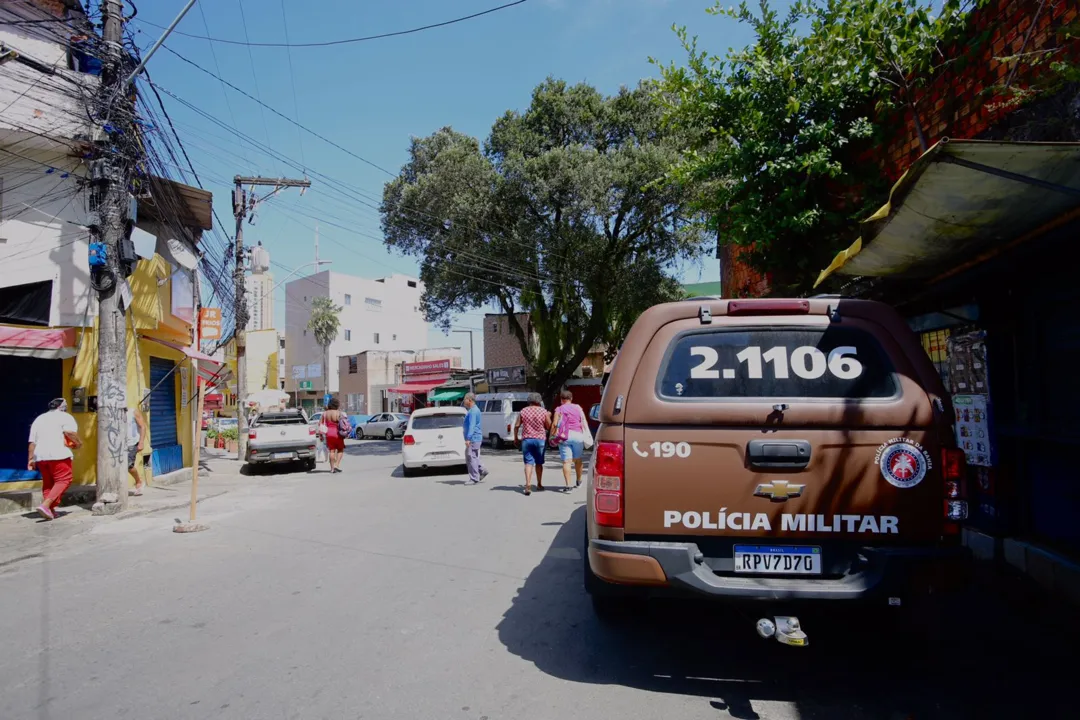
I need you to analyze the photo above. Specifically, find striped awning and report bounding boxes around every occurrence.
[0,325,77,359]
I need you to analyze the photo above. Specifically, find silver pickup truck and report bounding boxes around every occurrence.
[246,410,317,471]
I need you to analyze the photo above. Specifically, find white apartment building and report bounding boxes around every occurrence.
[245,271,274,331]
[284,270,428,397]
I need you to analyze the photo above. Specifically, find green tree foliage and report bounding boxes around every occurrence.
[381,78,706,397]
[657,0,980,293]
[307,296,341,392]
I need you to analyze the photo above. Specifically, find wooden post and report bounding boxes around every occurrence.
[190,376,206,522]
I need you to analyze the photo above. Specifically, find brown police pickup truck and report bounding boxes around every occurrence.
[584,298,969,621]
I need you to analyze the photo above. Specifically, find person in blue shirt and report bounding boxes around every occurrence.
[462,393,488,484]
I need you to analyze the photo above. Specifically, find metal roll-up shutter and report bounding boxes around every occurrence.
[1,356,62,481]
[149,357,181,474]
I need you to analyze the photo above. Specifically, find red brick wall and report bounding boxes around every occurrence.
[880,0,1080,180]
[483,313,531,371]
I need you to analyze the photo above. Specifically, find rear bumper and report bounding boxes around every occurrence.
[402,450,465,469]
[589,539,970,601]
[246,442,316,464]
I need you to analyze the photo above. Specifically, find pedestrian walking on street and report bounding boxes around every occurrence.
[462,392,488,484]
[127,403,147,495]
[513,392,550,495]
[321,398,348,474]
[551,389,591,492]
[27,397,81,520]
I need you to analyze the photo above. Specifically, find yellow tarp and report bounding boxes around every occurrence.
[815,140,1080,287]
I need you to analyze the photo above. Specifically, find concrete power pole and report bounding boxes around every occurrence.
[91,0,133,514]
[232,176,310,461]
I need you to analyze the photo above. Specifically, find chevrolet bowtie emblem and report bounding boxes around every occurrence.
[754,480,806,501]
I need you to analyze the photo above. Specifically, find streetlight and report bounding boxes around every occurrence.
[452,329,474,370]
[271,260,332,293]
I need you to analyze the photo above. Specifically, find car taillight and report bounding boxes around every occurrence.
[248,431,257,440]
[593,441,624,528]
[942,448,968,526]
[403,434,415,446]
[309,427,316,435]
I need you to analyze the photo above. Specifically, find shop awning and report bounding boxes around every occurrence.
[0,325,77,359]
[142,336,229,383]
[387,377,451,394]
[428,387,467,402]
[815,140,1080,287]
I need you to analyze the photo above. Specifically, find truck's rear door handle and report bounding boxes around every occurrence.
[747,440,811,469]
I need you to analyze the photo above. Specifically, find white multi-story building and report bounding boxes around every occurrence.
[284,271,428,400]
[245,271,274,331]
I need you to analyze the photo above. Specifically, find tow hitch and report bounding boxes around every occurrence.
[755,616,808,647]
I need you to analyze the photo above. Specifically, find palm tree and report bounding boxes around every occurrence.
[307,296,342,402]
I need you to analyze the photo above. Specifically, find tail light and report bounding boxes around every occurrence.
[308,427,316,435]
[248,430,257,440]
[593,441,624,528]
[942,448,968,525]
[403,434,415,446]
[728,299,810,316]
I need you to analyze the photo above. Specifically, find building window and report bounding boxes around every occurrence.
[344,294,352,306]
[364,297,382,312]
[491,322,499,333]
[303,296,307,302]
[303,330,307,336]
[348,356,358,374]
[374,333,380,344]
[345,329,352,341]
[392,334,397,341]
[407,280,417,288]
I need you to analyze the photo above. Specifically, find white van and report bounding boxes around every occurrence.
[476,392,533,448]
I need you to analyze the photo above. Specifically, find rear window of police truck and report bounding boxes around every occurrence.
[658,326,898,400]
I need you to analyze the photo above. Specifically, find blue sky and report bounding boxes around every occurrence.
[133,0,775,363]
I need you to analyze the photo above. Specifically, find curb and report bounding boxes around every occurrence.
[153,467,210,488]
[114,489,229,520]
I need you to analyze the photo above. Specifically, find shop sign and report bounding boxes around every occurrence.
[199,307,222,341]
[404,359,451,378]
[487,365,526,386]
[299,381,313,390]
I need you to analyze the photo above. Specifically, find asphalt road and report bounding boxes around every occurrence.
[0,439,1072,720]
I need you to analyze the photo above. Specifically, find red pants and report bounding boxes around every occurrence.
[37,459,73,510]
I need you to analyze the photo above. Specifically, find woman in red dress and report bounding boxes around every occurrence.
[322,398,347,473]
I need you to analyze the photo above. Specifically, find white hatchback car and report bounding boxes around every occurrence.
[401,406,467,476]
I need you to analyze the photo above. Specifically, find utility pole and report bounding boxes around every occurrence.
[233,176,310,460]
[91,0,134,514]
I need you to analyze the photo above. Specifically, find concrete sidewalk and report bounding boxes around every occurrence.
[0,449,244,568]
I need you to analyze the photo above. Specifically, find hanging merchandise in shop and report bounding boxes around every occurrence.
[946,329,999,528]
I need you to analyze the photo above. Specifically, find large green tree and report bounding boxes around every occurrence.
[656,0,981,294]
[381,78,706,398]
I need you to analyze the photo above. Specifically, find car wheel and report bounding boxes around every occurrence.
[490,433,503,450]
[305,458,316,472]
[402,466,415,477]
[355,428,364,440]
[385,429,395,441]
[583,532,636,621]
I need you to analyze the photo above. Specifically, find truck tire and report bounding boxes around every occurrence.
[490,433,503,450]
[583,532,633,620]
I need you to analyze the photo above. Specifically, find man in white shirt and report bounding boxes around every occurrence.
[27,398,82,520]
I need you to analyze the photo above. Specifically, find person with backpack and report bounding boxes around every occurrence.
[551,389,592,492]
[319,398,351,474]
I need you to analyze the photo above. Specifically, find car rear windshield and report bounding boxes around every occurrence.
[510,401,529,412]
[411,414,465,430]
[254,413,307,425]
[658,326,898,399]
